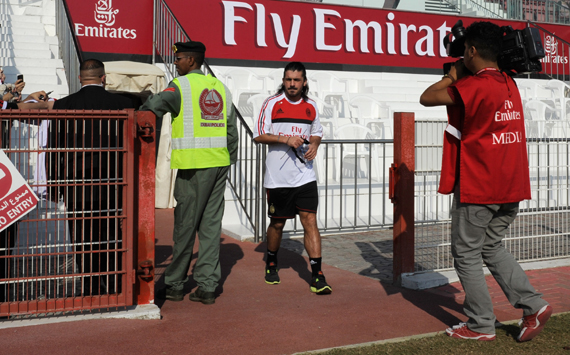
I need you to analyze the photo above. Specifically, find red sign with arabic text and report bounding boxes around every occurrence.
[0,151,39,232]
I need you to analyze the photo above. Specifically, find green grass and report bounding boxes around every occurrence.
[311,313,570,355]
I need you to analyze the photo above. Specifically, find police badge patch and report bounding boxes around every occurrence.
[199,88,224,120]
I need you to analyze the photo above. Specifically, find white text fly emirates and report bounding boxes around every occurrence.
[224,2,454,59]
[75,23,137,39]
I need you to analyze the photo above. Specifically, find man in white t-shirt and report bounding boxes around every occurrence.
[253,62,331,295]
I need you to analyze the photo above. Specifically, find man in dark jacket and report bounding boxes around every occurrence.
[50,59,136,296]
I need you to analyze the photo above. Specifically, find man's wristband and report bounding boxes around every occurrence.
[442,74,456,83]
[277,135,281,142]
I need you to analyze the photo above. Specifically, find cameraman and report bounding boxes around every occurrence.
[420,21,551,342]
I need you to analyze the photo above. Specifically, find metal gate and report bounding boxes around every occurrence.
[413,120,570,273]
[0,110,155,317]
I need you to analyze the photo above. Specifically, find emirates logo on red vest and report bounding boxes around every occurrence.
[199,89,224,120]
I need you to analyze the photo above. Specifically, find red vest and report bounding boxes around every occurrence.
[439,69,531,204]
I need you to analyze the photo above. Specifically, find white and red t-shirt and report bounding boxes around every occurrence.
[254,92,323,188]
[440,69,531,204]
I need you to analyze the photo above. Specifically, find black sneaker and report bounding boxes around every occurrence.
[310,271,332,295]
[189,287,215,305]
[158,287,184,302]
[265,262,280,285]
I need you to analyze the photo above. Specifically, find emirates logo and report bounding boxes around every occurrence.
[76,0,137,39]
[199,89,224,120]
[544,36,558,55]
[94,0,119,27]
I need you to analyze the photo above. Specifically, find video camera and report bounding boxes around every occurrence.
[443,20,545,75]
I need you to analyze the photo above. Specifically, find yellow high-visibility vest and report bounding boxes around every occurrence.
[171,73,230,169]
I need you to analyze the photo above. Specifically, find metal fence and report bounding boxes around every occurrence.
[153,0,190,76]
[55,0,81,95]
[282,139,393,237]
[414,120,570,272]
[226,136,395,242]
[0,110,139,317]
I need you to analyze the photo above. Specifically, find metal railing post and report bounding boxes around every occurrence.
[134,111,156,305]
[55,0,82,95]
[390,112,415,285]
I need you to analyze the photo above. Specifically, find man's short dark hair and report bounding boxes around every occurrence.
[465,21,503,62]
[80,59,105,71]
[278,61,309,101]
[190,52,205,68]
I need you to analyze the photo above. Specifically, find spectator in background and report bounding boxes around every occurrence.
[0,67,25,103]
[1,91,50,110]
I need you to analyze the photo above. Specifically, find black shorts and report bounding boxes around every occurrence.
[266,181,318,219]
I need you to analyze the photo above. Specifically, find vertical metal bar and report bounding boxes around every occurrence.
[340,144,344,229]
[255,140,261,243]
[353,142,357,228]
[383,142,387,225]
[134,111,156,305]
[261,147,267,241]
[392,112,415,285]
[368,142,372,226]
[324,142,329,230]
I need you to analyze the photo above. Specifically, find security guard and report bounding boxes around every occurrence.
[140,41,238,304]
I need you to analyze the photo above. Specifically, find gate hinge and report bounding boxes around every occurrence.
[137,260,154,282]
[137,121,154,138]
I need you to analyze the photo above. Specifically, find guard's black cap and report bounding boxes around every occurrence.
[172,41,206,54]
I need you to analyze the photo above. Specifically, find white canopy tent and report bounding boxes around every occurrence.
[104,61,176,208]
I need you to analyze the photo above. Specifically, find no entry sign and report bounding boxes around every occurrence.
[0,150,39,233]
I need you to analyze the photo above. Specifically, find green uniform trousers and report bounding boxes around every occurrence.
[165,165,229,292]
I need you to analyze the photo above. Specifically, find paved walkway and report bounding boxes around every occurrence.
[282,229,394,281]
[1,208,569,354]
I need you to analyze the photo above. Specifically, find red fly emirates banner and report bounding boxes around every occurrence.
[164,0,570,72]
[65,0,153,61]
